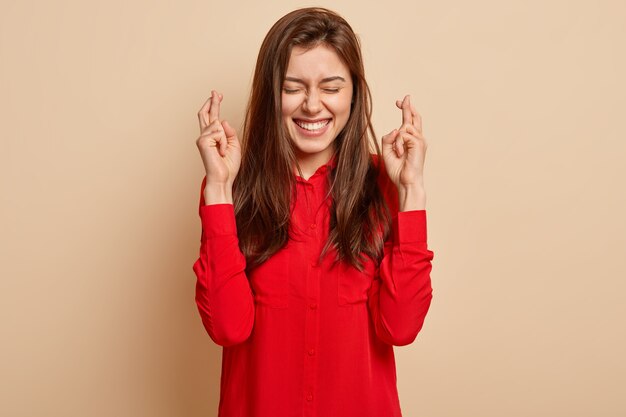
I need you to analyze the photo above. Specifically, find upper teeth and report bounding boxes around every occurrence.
[295,119,330,131]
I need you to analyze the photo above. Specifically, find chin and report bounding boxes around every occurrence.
[293,142,333,157]
[289,126,336,158]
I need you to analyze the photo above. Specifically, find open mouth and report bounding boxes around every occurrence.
[293,118,331,132]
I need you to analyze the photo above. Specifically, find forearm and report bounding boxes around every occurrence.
[397,183,426,212]
[369,211,434,345]
[193,184,254,346]
[203,182,234,205]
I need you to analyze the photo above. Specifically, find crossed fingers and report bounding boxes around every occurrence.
[387,95,426,156]
[395,95,422,136]
[197,90,228,156]
[197,90,224,132]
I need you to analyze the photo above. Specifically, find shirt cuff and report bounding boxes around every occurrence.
[199,204,238,238]
[392,210,428,243]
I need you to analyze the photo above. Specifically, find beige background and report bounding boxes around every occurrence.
[1,0,625,416]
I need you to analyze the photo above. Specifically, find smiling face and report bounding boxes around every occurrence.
[281,44,353,175]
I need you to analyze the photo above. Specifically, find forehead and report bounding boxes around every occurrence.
[285,44,350,79]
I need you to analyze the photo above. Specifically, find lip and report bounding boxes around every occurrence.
[293,118,331,123]
[293,118,332,137]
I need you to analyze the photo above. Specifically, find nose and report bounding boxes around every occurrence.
[302,90,322,114]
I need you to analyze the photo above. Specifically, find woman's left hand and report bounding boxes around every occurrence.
[381,95,428,210]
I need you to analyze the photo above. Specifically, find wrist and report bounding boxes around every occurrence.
[397,184,426,211]
[203,182,234,205]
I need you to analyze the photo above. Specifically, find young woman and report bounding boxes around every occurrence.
[193,7,434,417]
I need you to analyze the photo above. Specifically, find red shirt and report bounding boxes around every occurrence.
[193,158,434,417]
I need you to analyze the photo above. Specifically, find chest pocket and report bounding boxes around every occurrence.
[336,256,377,306]
[248,244,291,309]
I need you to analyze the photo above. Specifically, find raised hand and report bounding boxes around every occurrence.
[381,95,428,211]
[196,90,242,204]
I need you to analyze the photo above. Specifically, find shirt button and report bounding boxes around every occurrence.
[309,223,316,229]
[309,303,318,310]
[308,348,316,356]
[306,393,313,401]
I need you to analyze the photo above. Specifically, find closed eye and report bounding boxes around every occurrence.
[282,87,342,94]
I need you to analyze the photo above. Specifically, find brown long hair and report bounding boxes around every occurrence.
[234,7,390,270]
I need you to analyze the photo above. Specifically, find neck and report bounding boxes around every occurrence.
[295,149,335,180]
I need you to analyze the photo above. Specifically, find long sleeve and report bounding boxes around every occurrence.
[367,160,435,346]
[367,210,434,346]
[192,176,255,347]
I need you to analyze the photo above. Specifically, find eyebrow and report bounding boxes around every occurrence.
[284,76,346,84]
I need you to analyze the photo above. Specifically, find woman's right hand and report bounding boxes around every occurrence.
[196,90,242,204]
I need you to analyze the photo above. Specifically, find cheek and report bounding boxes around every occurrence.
[338,88,353,107]
[330,95,352,119]
[281,95,299,117]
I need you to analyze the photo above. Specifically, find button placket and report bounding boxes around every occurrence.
[298,165,331,417]
[303,243,320,416]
